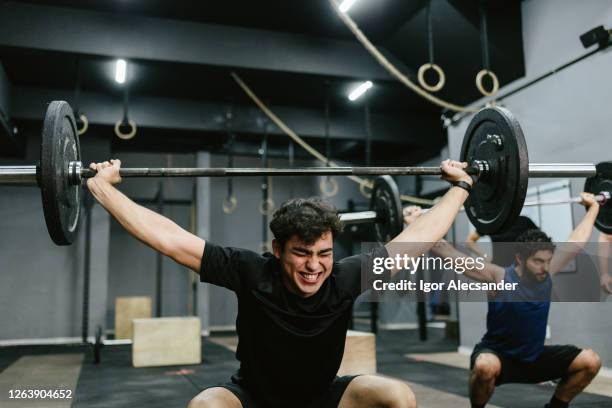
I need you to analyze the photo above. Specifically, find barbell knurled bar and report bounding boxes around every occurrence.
[0,162,600,185]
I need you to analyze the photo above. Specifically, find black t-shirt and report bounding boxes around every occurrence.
[200,242,389,407]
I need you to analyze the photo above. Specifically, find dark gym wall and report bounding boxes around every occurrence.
[448,0,612,368]
[0,64,9,117]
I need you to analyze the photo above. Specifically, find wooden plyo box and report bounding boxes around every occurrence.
[337,330,377,376]
[132,317,201,368]
[115,296,152,340]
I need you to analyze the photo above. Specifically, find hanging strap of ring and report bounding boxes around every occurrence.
[417,0,446,92]
[480,1,490,73]
[325,95,331,169]
[223,106,238,214]
[322,83,334,192]
[74,57,81,116]
[427,0,435,67]
[73,57,89,136]
[360,102,373,198]
[321,89,338,197]
[259,125,275,216]
[288,140,295,198]
[476,1,499,97]
[115,70,137,140]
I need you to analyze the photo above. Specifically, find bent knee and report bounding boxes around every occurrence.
[577,349,602,376]
[344,376,416,408]
[473,354,501,381]
[187,387,242,408]
[383,379,416,408]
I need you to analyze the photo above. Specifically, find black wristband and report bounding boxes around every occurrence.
[451,180,472,194]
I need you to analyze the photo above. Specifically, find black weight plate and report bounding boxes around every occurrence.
[370,175,403,243]
[40,101,82,245]
[460,107,529,235]
[584,161,612,234]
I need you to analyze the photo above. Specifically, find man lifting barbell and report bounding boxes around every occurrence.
[86,158,472,408]
[404,197,603,408]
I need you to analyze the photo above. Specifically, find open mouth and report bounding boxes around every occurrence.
[298,272,322,284]
[534,272,548,280]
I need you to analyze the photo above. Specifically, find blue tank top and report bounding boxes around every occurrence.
[480,264,551,362]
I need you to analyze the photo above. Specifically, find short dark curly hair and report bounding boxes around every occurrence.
[269,197,343,251]
[514,229,556,262]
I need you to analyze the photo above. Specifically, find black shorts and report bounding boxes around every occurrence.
[470,343,582,385]
[214,375,359,408]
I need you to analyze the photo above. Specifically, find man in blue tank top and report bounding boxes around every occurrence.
[426,193,603,408]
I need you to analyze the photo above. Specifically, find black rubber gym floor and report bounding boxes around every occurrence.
[1,329,610,407]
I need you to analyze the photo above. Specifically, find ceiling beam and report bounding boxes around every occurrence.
[11,86,443,145]
[0,1,408,81]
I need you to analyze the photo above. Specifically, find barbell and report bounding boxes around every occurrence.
[0,101,611,245]
[522,192,611,208]
[408,190,611,220]
[338,175,403,244]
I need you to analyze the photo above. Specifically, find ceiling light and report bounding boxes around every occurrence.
[115,59,127,84]
[348,80,373,101]
[339,0,358,13]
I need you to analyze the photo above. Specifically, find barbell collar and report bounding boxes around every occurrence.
[69,161,82,185]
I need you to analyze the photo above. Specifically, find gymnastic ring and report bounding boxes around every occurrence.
[222,196,238,214]
[114,119,137,140]
[475,69,499,97]
[259,242,270,253]
[319,177,339,197]
[359,182,371,199]
[258,198,275,216]
[417,63,446,92]
[77,114,89,136]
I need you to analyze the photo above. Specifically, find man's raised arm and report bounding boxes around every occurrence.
[599,233,612,294]
[386,160,471,265]
[86,160,205,273]
[430,240,505,284]
[550,193,599,275]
